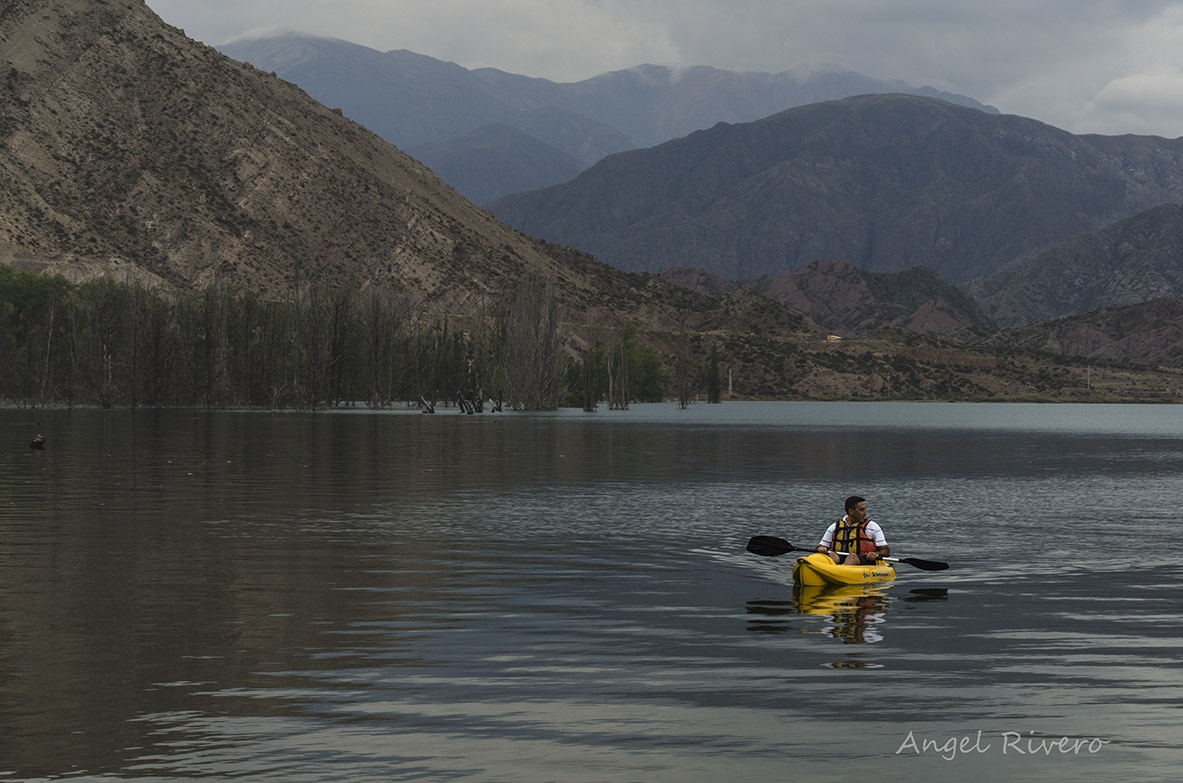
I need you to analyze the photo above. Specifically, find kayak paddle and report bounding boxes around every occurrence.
[746,535,949,571]
[746,535,806,557]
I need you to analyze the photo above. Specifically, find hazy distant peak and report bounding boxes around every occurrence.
[221,26,325,46]
[782,62,856,81]
[615,63,676,85]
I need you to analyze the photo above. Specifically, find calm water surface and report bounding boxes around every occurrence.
[1,402,1181,782]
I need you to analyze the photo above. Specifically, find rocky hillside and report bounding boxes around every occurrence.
[488,94,1183,284]
[0,0,727,326]
[996,297,1183,367]
[661,260,994,336]
[756,260,995,336]
[968,203,1183,327]
[1,0,489,301]
[656,256,1183,368]
[219,34,995,203]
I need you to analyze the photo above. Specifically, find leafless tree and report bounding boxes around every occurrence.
[503,274,562,410]
[608,321,635,410]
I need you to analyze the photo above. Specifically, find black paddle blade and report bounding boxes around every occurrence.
[746,535,797,557]
[898,557,949,571]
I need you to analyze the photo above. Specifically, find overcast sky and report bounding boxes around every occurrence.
[143,0,1183,138]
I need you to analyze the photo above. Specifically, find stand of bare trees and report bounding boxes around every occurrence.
[0,267,529,409]
[0,266,697,410]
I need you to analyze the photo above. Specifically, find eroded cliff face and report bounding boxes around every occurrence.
[0,0,598,310]
[750,260,991,336]
[968,203,1183,328]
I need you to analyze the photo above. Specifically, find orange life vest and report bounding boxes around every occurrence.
[833,518,879,556]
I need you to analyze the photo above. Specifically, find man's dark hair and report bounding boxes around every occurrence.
[845,495,865,513]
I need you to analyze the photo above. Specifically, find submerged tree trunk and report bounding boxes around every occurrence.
[707,344,722,403]
[581,339,601,412]
[504,274,562,410]
[608,322,634,410]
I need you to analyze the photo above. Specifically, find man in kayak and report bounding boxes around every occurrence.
[815,496,891,565]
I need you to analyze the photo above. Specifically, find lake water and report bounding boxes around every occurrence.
[1,402,1181,782]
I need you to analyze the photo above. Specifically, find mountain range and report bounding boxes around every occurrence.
[2,1,1183,402]
[967,203,1183,327]
[2,0,861,403]
[489,94,1183,288]
[218,34,996,204]
[661,203,1183,336]
[218,33,1183,341]
[0,0,716,325]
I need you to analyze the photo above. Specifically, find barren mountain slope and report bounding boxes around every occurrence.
[0,0,667,318]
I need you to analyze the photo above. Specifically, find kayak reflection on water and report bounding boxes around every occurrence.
[795,583,890,644]
[744,586,949,645]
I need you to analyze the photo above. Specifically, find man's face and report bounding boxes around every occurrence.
[849,501,867,523]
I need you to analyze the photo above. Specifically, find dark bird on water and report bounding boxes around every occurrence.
[30,434,45,450]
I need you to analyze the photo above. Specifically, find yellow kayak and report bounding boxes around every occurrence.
[792,552,896,586]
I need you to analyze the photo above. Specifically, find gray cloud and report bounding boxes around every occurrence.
[145,0,1183,137]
